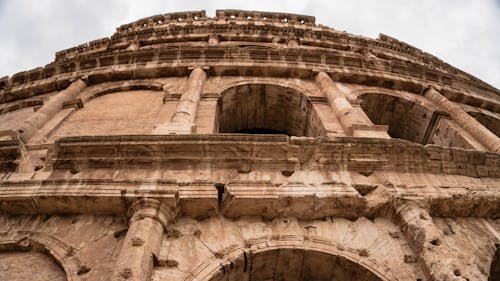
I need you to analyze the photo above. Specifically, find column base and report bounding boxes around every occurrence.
[349,124,391,139]
[153,122,195,134]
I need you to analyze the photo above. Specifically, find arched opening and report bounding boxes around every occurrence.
[208,248,386,281]
[217,84,318,136]
[0,251,67,281]
[490,244,500,281]
[359,93,476,149]
[468,112,500,138]
[359,93,435,144]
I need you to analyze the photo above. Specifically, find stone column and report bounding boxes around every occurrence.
[396,203,471,281]
[315,71,390,138]
[17,78,87,142]
[112,199,173,281]
[425,87,500,152]
[154,67,207,134]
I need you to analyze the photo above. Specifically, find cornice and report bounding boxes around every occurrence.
[1,45,499,115]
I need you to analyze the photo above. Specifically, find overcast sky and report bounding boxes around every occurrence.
[0,0,499,89]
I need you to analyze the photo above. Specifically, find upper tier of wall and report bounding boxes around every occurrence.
[0,10,498,109]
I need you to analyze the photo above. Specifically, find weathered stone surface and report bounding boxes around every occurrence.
[0,9,499,281]
[0,214,126,281]
[0,251,67,281]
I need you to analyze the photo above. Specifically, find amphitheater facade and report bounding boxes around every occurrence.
[0,9,499,281]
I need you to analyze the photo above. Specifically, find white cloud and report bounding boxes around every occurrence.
[0,0,498,88]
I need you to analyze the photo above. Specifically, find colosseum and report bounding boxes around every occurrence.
[0,9,499,281]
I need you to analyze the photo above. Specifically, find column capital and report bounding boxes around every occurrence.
[423,86,446,100]
[127,198,177,231]
[188,65,210,72]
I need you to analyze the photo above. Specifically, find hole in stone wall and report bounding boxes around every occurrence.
[430,239,441,246]
[215,183,225,208]
[281,170,294,177]
[77,266,91,275]
[113,228,128,239]
[243,251,248,272]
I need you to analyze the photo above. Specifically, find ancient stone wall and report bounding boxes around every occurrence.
[0,9,499,281]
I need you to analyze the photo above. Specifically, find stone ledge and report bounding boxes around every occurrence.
[0,177,498,219]
[40,135,500,177]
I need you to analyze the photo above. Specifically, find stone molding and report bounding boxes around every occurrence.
[41,135,499,177]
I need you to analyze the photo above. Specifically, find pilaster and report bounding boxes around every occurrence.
[111,199,176,281]
[154,67,207,134]
[424,87,500,152]
[17,78,87,142]
[315,71,390,138]
[396,203,469,281]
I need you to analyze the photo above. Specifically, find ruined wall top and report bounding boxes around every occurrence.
[1,9,499,108]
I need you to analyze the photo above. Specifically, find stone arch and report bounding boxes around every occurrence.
[216,82,322,136]
[79,81,164,103]
[212,78,316,99]
[352,89,479,149]
[350,88,443,113]
[0,231,84,281]
[186,239,398,281]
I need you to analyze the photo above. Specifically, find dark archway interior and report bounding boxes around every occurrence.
[490,244,500,281]
[359,93,434,144]
[218,84,313,136]
[468,112,500,138]
[209,248,384,281]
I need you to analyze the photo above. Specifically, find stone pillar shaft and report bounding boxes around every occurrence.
[396,204,466,281]
[154,67,207,134]
[315,71,390,138]
[425,87,500,152]
[112,199,171,281]
[18,79,86,142]
[171,67,207,126]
